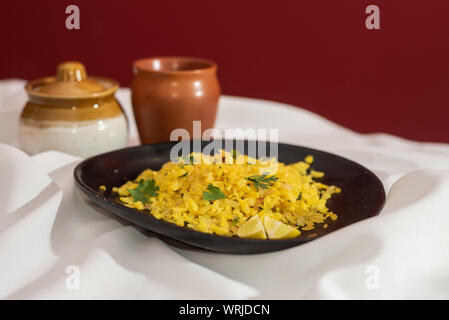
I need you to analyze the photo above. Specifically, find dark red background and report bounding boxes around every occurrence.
[1,1,448,142]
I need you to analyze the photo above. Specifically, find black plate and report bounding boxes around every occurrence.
[74,140,385,254]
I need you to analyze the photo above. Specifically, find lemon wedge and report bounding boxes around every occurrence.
[236,216,267,239]
[263,216,301,239]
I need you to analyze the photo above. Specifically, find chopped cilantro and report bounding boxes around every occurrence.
[245,174,279,191]
[128,179,159,203]
[202,184,226,201]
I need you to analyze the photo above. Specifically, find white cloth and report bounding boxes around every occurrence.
[1,79,449,299]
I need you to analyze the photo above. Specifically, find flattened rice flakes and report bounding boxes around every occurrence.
[113,150,341,237]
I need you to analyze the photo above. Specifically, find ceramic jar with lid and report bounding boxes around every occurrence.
[19,61,128,158]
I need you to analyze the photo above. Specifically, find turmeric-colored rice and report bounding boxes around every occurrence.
[112,150,340,237]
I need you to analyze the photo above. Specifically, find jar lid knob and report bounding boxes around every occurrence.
[56,61,87,82]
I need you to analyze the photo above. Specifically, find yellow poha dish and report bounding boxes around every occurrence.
[112,150,341,239]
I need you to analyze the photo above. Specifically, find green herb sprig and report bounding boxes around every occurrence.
[202,184,226,201]
[128,179,159,203]
[245,174,279,191]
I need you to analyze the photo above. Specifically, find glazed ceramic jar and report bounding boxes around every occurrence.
[19,61,128,158]
[131,57,221,144]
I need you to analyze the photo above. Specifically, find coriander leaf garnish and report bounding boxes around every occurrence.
[245,174,279,191]
[202,184,226,201]
[297,192,302,201]
[231,218,239,226]
[128,179,159,203]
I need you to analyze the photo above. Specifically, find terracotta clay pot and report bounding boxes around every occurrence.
[131,57,221,144]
